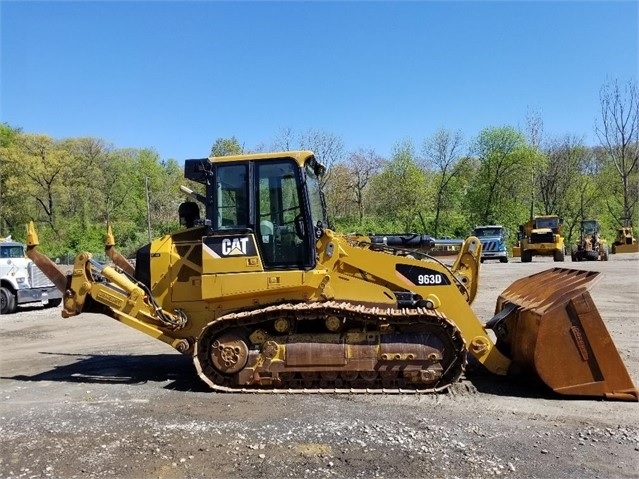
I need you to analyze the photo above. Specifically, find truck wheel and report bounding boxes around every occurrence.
[1,286,17,315]
[553,249,565,262]
[499,257,508,263]
[45,298,62,308]
[521,251,532,263]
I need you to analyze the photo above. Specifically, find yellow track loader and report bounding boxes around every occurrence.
[26,151,637,400]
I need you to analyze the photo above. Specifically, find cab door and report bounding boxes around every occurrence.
[255,160,314,270]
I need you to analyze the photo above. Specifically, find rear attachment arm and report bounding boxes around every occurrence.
[25,222,190,353]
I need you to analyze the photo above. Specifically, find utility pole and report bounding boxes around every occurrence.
[529,170,535,220]
[145,176,152,243]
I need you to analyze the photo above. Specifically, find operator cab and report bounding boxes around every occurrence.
[581,220,600,236]
[534,216,561,233]
[183,151,326,271]
[473,226,504,238]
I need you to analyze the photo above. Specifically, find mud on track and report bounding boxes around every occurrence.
[1,255,638,478]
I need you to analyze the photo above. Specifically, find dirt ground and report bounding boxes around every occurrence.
[1,254,638,479]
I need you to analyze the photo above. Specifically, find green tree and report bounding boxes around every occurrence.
[211,137,244,156]
[368,139,428,232]
[465,127,538,227]
[62,137,112,230]
[0,124,23,235]
[3,134,71,230]
[0,123,21,147]
[541,139,600,243]
[421,129,466,237]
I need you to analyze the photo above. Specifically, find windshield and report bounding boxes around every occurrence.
[305,160,327,228]
[535,217,559,230]
[1,245,24,258]
[582,221,598,235]
[474,227,502,238]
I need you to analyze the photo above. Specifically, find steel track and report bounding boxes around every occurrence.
[194,301,467,394]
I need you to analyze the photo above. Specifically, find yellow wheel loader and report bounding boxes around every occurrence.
[611,227,639,254]
[26,151,637,400]
[571,220,609,262]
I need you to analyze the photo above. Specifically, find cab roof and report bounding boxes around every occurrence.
[208,150,316,167]
[0,241,23,248]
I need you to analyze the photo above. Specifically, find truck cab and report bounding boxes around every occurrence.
[1,237,63,314]
[473,225,508,263]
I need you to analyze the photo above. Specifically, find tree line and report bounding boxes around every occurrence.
[0,79,637,259]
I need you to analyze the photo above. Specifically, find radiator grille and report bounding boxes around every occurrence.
[28,263,55,288]
[530,232,554,244]
[482,240,498,251]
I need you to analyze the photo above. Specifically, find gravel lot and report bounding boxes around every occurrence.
[1,255,638,478]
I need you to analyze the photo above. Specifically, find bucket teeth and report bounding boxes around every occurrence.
[489,267,638,401]
[497,267,601,313]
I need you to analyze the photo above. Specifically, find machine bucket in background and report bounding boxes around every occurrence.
[488,268,638,401]
[613,243,639,254]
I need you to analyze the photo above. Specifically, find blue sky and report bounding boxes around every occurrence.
[1,1,637,162]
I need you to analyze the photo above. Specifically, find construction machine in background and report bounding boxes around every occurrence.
[571,220,609,262]
[611,227,639,254]
[511,240,522,258]
[26,151,637,400]
[514,215,566,263]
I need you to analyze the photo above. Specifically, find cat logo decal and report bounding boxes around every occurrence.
[222,237,249,256]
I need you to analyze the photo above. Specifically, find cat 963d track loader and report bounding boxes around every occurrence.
[27,151,637,400]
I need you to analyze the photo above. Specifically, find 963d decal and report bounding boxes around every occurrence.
[395,263,451,286]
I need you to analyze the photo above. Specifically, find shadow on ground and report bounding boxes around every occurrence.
[464,370,556,400]
[3,351,568,400]
[3,351,209,392]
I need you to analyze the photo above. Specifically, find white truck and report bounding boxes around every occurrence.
[1,236,63,314]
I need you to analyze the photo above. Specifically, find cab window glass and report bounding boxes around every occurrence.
[216,164,248,228]
[256,161,307,268]
[0,246,24,258]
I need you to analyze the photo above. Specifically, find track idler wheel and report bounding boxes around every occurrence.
[210,332,249,375]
